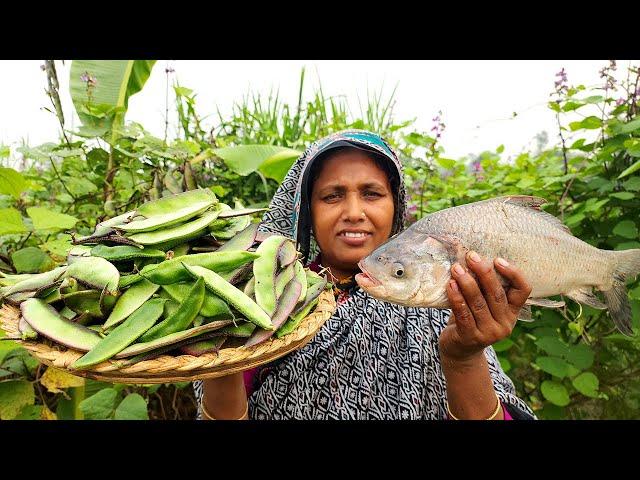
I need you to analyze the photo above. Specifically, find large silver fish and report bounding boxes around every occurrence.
[355,196,640,335]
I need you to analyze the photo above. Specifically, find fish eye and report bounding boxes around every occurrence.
[393,263,404,278]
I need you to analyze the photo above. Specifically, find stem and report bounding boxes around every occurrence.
[164,66,170,145]
[559,177,575,221]
[69,385,85,420]
[555,111,569,175]
[104,147,116,203]
[44,60,71,147]
[255,171,271,202]
[155,392,166,420]
[18,231,33,249]
[49,157,76,200]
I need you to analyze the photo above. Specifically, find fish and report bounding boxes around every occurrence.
[355,195,640,336]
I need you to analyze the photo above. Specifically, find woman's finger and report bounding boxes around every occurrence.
[450,262,494,333]
[465,251,509,325]
[494,257,533,316]
[446,279,474,336]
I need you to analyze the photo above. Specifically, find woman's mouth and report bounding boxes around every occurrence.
[337,230,372,246]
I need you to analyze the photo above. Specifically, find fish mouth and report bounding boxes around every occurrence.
[355,261,382,288]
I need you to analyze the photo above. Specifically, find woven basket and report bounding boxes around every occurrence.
[0,289,335,384]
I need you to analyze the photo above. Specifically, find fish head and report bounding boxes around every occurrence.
[356,232,453,307]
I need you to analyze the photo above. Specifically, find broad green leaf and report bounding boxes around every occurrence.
[0,330,20,364]
[0,208,27,235]
[114,393,149,420]
[613,117,640,135]
[497,355,511,372]
[618,160,640,179]
[535,356,573,379]
[582,95,604,104]
[41,237,73,259]
[610,192,635,200]
[612,220,638,239]
[11,247,55,273]
[64,177,98,196]
[540,380,570,407]
[259,149,304,183]
[436,157,456,169]
[572,372,599,398]
[79,387,118,420]
[210,185,227,197]
[213,145,301,180]
[569,116,602,131]
[623,177,640,191]
[0,380,34,419]
[624,140,640,158]
[492,338,514,352]
[0,145,9,158]
[174,86,194,97]
[615,241,640,251]
[564,344,595,370]
[13,404,43,420]
[538,404,566,420]
[70,60,156,130]
[27,207,78,231]
[0,167,26,199]
[535,336,570,357]
[40,367,85,394]
[56,397,75,420]
[562,101,585,112]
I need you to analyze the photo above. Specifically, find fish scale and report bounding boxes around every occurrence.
[357,196,640,336]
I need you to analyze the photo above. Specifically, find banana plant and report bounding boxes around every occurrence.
[69,60,156,205]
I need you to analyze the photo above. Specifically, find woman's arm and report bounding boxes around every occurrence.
[439,250,532,420]
[201,373,249,420]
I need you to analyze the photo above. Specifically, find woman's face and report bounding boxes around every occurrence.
[310,149,395,277]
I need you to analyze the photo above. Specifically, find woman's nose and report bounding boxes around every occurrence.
[343,194,365,222]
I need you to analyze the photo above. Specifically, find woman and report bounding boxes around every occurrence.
[193,130,535,420]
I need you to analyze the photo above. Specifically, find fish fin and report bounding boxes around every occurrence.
[517,305,533,322]
[564,288,606,310]
[601,248,640,336]
[525,297,565,308]
[489,195,572,233]
[426,234,468,265]
[484,195,548,210]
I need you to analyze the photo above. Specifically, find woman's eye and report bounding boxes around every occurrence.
[323,193,340,201]
[365,191,382,198]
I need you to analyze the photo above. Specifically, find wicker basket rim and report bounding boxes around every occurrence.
[0,289,335,384]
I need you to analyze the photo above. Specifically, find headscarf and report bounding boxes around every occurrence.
[194,130,535,420]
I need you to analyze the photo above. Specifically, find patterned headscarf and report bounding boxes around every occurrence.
[194,130,535,420]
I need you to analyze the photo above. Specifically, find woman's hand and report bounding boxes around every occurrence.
[439,250,532,363]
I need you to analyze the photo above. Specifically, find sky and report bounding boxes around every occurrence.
[0,60,633,161]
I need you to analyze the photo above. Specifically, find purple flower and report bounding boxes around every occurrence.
[616,98,626,106]
[165,67,175,73]
[80,72,97,87]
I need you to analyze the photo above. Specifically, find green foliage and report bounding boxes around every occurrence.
[0,167,26,199]
[11,247,55,273]
[1,60,639,420]
[0,380,34,419]
[114,393,149,420]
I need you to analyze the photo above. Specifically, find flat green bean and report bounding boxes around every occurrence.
[183,264,273,330]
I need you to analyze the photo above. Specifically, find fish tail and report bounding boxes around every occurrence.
[601,249,640,336]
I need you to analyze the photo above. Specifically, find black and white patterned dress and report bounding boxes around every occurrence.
[193,130,535,420]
